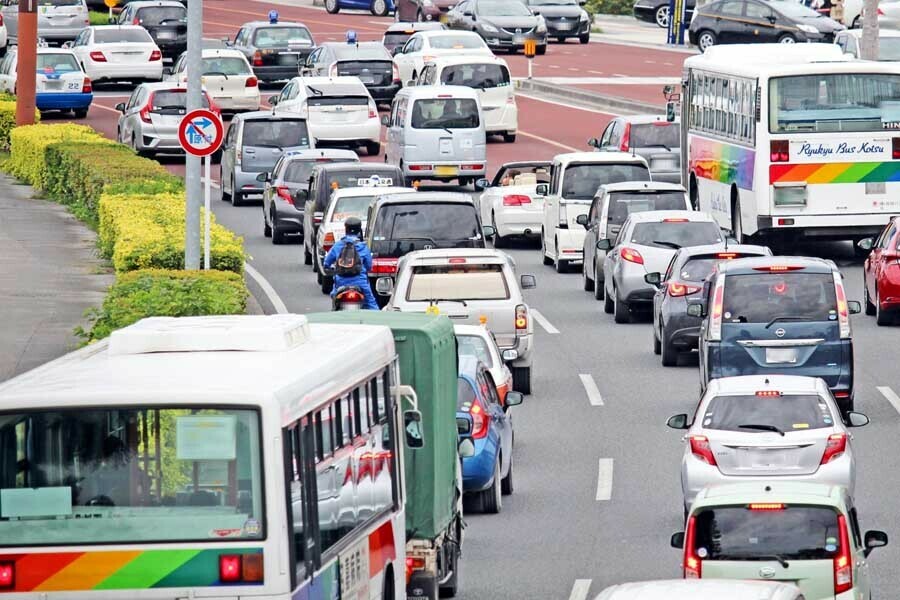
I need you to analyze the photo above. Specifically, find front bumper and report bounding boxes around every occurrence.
[35,92,91,111]
[545,19,590,37]
[233,167,267,197]
[482,30,548,49]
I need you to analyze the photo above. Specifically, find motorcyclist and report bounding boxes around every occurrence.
[323,216,379,310]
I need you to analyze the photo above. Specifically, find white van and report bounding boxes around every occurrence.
[595,579,805,600]
[414,55,517,143]
[384,85,487,187]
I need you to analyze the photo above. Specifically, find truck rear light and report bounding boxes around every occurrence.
[893,137,900,160]
[689,435,716,465]
[89,51,106,62]
[821,433,847,465]
[770,139,789,162]
[406,556,426,584]
[149,49,162,61]
[502,194,531,206]
[372,257,398,274]
[683,516,701,578]
[619,247,643,264]
[834,514,852,594]
[667,282,701,297]
[409,164,432,171]
[0,562,13,590]
[460,164,483,171]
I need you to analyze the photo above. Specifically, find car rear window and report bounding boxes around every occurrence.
[411,98,480,129]
[307,96,369,107]
[252,26,312,48]
[95,28,153,44]
[40,0,81,6]
[149,90,211,111]
[327,171,398,191]
[430,35,486,49]
[440,63,510,89]
[457,334,494,367]
[630,221,722,248]
[135,6,186,25]
[693,505,842,561]
[37,54,79,72]
[678,253,765,282]
[373,203,479,243]
[242,120,310,149]
[607,191,687,225]
[282,158,356,183]
[722,272,837,323]
[201,57,251,76]
[630,122,680,149]
[407,263,509,301]
[562,163,651,200]
[331,194,376,221]
[384,32,411,47]
[702,394,833,433]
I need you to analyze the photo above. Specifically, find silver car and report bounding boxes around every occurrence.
[666,374,869,516]
[599,210,722,324]
[2,0,88,44]
[589,114,681,184]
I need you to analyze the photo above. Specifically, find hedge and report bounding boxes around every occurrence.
[0,95,39,151]
[586,0,632,15]
[7,123,110,190]
[79,269,248,342]
[99,193,245,274]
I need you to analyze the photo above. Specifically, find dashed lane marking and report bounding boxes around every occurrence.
[877,386,900,414]
[531,309,560,334]
[596,458,614,501]
[569,579,592,600]
[579,374,604,406]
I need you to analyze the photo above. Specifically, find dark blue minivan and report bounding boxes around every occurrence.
[691,257,862,412]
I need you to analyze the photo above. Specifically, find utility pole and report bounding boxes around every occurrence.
[14,0,36,126]
[184,0,202,270]
[861,0,879,60]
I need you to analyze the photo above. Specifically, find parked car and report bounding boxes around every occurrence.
[859,216,900,326]
[596,579,804,600]
[633,0,695,28]
[116,1,187,62]
[302,40,400,103]
[454,324,515,404]
[167,48,260,113]
[394,0,459,22]
[0,47,91,116]
[835,27,900,60]
[590,115,681,184]
[2,0,88,45]
[382,21,445,54]
[324,0,394,17]
[878,0,900,29]
[445,0,548,54]
[69,25,163,84]
[524,0,591,43]
[229,19,315,83]
[392,30,491,84]
[476,160,551,246]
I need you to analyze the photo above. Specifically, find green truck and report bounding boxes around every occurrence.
[307,312,463,599]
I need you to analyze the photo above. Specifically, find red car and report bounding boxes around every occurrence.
[861,216,900,325]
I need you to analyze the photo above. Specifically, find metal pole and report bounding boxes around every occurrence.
[15,0,37,126]
[204,156,211,270]
[184,0,203,269]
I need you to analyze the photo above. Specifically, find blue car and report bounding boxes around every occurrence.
[456,356,523,514]
[324,0,395,17]
[0,48,93,117]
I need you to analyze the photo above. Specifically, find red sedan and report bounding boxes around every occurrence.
[861,216,900,326]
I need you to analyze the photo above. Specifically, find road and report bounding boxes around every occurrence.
[70,2,900,598]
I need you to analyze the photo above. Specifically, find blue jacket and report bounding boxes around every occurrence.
[323,235,373,276]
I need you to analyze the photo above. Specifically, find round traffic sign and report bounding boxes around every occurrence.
[103,0,119,7]
[178,109,224,157]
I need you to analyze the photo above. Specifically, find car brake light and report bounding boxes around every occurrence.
[755,390,782,397]
[409,164,432,171]
[753,265,804,272]
[448,257,466,264]
[0,14,4,26]
[683,515,701,578]
[369,101,377,119]
[716,252,738,259]
[667,282,701,297]
[253,50,263,66]
[329,63,338,77]
[81,77,92,94]
[748,503,786,511]
[139,102,152,123]
[834,514,852,594]
[469,399,488,439]
[276,186,293,203]
[133,17,140,25]
[503,194,531,207]
[246,76,258,88]
[708,278,724,340]
[821,433,847,465]
[89,51,106,62]
[832,272,851,339]
[0,562,13,589]
[834,390,851,399]
[218,553,263,584]
[149,49,161,61]
[461,164,483,171]
[323,231,335,250]
[392,62,400,83]
[619,122,631,152]
[515,304,528,330]
[770,139,789,162]
[893,138,900,160]
[663,218,689,222]
[689,435,716,465]
[219,555,242,583]
[372,257,398,274]
[620,247,643,264]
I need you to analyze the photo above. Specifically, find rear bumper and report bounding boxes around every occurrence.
[310,120,380,145]
[615,267,655,305]
[662,316,701,349]
[461,443,498,491]
[273,203,304,232]
[403,161,486,181]
[155,40,186,59]
[233,167,267,196]
[494,208,541,237]
[213,93,261,112]
[756,213,891,239]
[86,63,163,82]
[253,64,306,83]
[35,92,91,110]
[366,82,401,102]
[877,267,900,310]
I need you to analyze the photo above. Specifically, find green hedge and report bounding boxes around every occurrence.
[80,269,249,341]
[0,95,39,151]
[586,0,632,15]
[7,123,110,190]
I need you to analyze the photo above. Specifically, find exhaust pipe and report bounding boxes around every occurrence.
[524,228,532,235]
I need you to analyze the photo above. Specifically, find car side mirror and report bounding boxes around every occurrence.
[535,183,549,196]
[531,9,540,15]
[482,225,496,238]
[404,410,425,449]
[294,189,309,202]
[267,95,278,106]
[575,214,588,228]
[857,237,874,251]
[256,172,269,183]
[686,303,705,318]
[596,238,612,251]
[666,100,677,122]
[463,10,472,16]
[375,276,394,295]
[381,115,390,126]
[501,348,518,361]
[644,272,662,287]
[406,79,416,87]
[666,413,689,430]
[578,0,586,5]
[458,438,475,458]
[767,14,776,23]
[671,531,685,549]
[864,530,888,557]
[845,411,869,427]
[474,177,489,190]
[114,102,126,113]
[505,391,524,406]
[457,414,473,436]
[847,300,861,315]
[520,274,536,289]
[587,137,600,149]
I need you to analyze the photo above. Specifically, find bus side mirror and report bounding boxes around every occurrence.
[404,410,425,449]
[666,100,676,122]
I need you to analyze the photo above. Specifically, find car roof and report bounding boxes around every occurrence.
[292,76,369,94]
[90,24,146,32]
[600,181,686,193]
[403,248,510,263]
[676,243,770,258]
[397,85,482,100]
[616,114,681,125]
[233,110,306,121]
[425,54,508,68]
[453,324,492,337]
[693,481,844,508]
[841,28,900,39]
[626,209,714,223]
[201,48,248,58]
[386,22,446,32]
[323,41,390,58]
[597,579,800,600]
[554,151,648,165]
[718,255,836,275]
[419,30,484,39]
[497,160,552,169]
[126,0,185,7]
[241,21,310,29]
[705,374,826,396]
[331,186,412,198]
[317,163,400,174]
[375,191,474,206]
[282,149,359,161]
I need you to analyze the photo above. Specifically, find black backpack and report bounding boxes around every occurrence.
[335,240,362,277]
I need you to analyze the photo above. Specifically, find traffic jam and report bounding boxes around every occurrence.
[2,0,900,597]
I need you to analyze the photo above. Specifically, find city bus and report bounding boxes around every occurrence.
[0,314,422,599]
[680,44,900,246]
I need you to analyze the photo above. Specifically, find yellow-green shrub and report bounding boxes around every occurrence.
[8,123,109,190]
[0,98,39,150]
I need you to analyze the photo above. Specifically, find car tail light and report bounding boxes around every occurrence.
[619,247,643,264]
[753,265,804,272]
[683,516,701,578]
[329,63,338,77]
[133,17,140,25]
[409,164,432,171]
[368,101,377,119]
[0,14,4,26]
[879,6,885,14]
[323,231,335,251]
[461,164,483,171]
[821,433,847,465]
[0,562,13,589]
[276,186,293,203]
[834,514,853,594]
[89,51,106,62]
[515,304,528,331]
[219,555,242,583]
[832,272,851,339]
[893,138,900,160]
[81,77,92,94]
[469,399,489,439]
[716,252,738,259]
[372,257,398,274]
[392,62,400,83]
[755,390,782,397]
[748,503,785,511]
[619,122,631,152]
[770,139,789,162]
[149,49,161,61]
[139,102,152,124]
[667,282,701,297]
[313,211,323,224]
[663,218,689,222]
[246,76,258,88]
[503,194,531,207]
[253,50,263,66]
[689,435,716,465]
[708,278,725,341]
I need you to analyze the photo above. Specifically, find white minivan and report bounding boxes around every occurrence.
[595,579,805,600]
[384,85,487,187]
[414,55,517,143]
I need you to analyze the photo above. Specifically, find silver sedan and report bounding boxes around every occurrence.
[666,374,870,516]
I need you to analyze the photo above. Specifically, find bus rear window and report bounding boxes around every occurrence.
[408,263,509,301]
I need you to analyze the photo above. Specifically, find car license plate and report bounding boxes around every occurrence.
[435,166,458,176]
[513,35,525,44]
[42,80,63,90]
[439,13,449,22]
[359,74,375,84]
[278,53,300,65]
[555,21,573,30]
[765,348,797,364]
[157,30,175,40]
[743,449,786,468]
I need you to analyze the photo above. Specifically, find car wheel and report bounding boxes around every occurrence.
[325,0,340,13]
[303,242,313,265]
[502,132,516,143]
[661,333,678,367]
[876,286,891,326]
[73,107,88,118]
[579,32,590,44]
[321,274,333,295]
[864,277,876,315]
[613,286,630,324]
[697,30,716,51]
[365,141,381,156]
[272,217,286,245]
[555,257,568,273]
[512,366,531,395]
[480,457,502,514]
[536,44,547,55]
[231,183,243,207]
[603,285,614,313]
[653,324,661,355]
[556,36,565,43]
[221,172,232,203]
[491,214,506,248]
[778,33,796,44]
[541,232,553,266]
[263,209,272,238]
[655,4,669,27]
[501,452,514,495]
[371,0,389,16]
[593,261,605,300]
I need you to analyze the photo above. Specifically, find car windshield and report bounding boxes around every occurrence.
[677,253,764,281]
[702,394,833,433]
[372,203,480,242]
[94,28,153,44]
[879,37,900,61]
[607,191,687,225]
[411,98,480,129]
[562,163,651,200]
[722,272,837,323]
[282,158,357,183]
[630,122,680,149]
[0,407,264,547]
[252,26,312,48]
[201,57,251,76]
[630,221,723,248]
[135,6,186,25]
[770,73,900,133]
[457,334,494,367]
[242,120,310,149]
[150,90,211,111]
[440,63,510,89]
[768,0,822,18]
[693,506,841,561]
[407,264,509,301]
[331,194,376,221]
[36,54,79,72]
[430,35,487,49]
[477,0,532,15]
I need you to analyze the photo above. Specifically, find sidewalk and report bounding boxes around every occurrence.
[0,174,113,381]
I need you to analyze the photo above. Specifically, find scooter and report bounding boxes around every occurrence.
[332,285,365,311]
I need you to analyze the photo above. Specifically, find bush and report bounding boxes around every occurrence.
[80,269,248,341]
[0,96,38,150]
[7,123,109,190]
[89,10,111,25]
[585,0,632,15]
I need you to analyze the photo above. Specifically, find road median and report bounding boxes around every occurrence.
[515,77,666,115]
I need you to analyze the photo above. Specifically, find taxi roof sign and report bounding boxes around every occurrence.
[357,175,393,186]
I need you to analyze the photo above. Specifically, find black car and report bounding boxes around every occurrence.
[633,0,695,28]
[689,0,844,51]
[446,0,548,54]
[382,21,445,54]
[524,0,591,43]
[117,0,187,61]
[303,41,401,103]
[230,20,315,84]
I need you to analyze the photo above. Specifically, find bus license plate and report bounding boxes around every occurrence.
[766,348,797,364]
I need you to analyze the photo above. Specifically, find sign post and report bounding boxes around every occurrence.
[103,0,119,23]
[524,39,536,79]
[178,109,224,270]
[15,0,37,125]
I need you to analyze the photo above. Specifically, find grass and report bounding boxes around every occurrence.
[89,10,113,25]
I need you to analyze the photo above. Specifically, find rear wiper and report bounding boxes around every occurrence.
[652,240,681,249]
[643,143,672,151]
[204,71,228,79]
[153,105,186,110]
[738,423,785,437]
[765,316,814,329]
[442,127,453,135]
[428,298,468,307]
[306,85,323,96]
[157,18,184,24]
[716,553,790,568]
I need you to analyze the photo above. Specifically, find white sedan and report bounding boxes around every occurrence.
[168,48,260,113]
[454,324,515,405]
[392,30,492,85]
[476,161,551,247]
[69,25,162,84]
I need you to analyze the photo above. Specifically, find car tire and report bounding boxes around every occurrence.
[579,32,590,44]
[501,453,514,495]
[366,141,381,156]
[231,190,243,207]
[655,4,669,27]
[325,0,339,13]
[502,132,516,143]
[221,174,232,203]
[778,33,796,44]
[603,286,614,314]
[272,219,286,245]
[556,258,568,273]
[582,260,594,291]
[653,325,661,355]
[697,30,716,51]
[263,210,272,238]
[864,278,876,315]
[556,36,565,43]
[613,286,630,324]
[594,262,605,300]
[438,546,458,598]
[661,334,678,367]
[73,107,88,118]
[303,243,313,265]
[321,274,334,295]
[541,232,553,266]
[536,44,547,55]
[512,366,531,395]
[371,0,389,16]
[876,286,891,326]
[491,214,506,248]
[480,458,502,514]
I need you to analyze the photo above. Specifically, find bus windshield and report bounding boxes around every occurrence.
[770,73,900,133]
[0,406,265,547]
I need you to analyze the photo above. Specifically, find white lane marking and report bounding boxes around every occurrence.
[588,70,605,75]
[244,262,289,315]
[567,67,579,71]
[531,309,560,334]
[644,59,656,64]
[515,92,621,116]
[877,386,900,414]
[579,374,604,406]
[596,458,614,501]
[612,73,628,77]
[516,129,581,152]
[569,579,592,600]
[548,64,560,69]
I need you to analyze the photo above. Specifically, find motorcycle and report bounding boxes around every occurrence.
[332,285,365,311]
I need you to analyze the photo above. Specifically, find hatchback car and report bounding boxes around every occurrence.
[303,41,400,104]
[167,48,260,113]
[524,0,590,43]
[392,30,492,84]
[220,112,312,206]
[858,217,900,326]
[2,0,88,45]
[648,243,771,365]
[455,324,515,405]
[596,579,803,600]
[667,374,869,516]
[382,21,446,54]
[69,25,163,84]
[476,160,551,246]
[230,19,315,83]
[446,0,548,54]
[671,482,888,599]
[590,115,681,184]
[692,256,862,412]
[0,47,91,117]
[116,1,186,61]
[261,149,359,245]
[599,210,723,323]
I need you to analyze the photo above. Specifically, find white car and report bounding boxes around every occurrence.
[69,25,162,84]
[392,30,492,85]
[0,47,91,117]
[835,28,900,59]
[269,76,382,156]
[168,48,260,113]
[475,161,550,246]
[454,324,515,405]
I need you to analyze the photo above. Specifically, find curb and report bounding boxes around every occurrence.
[515,78,664,115]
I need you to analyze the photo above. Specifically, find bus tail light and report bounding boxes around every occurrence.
[515,304,528,331]
[832,271,851,339]
[893,137,900,159]
[770,139,789,162]
[683,516,701,578]
[821,433,847,465]
[0,562,13,590]
[708,278,725,341]
[834,514,852,595]
[689,435,716,465]
[219,555,242,583]
[219,553,264,584]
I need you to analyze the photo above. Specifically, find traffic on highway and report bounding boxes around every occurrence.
[1,0,900,598]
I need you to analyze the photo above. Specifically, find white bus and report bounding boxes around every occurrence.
[0,315,422,599]
[681,44,900,245]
